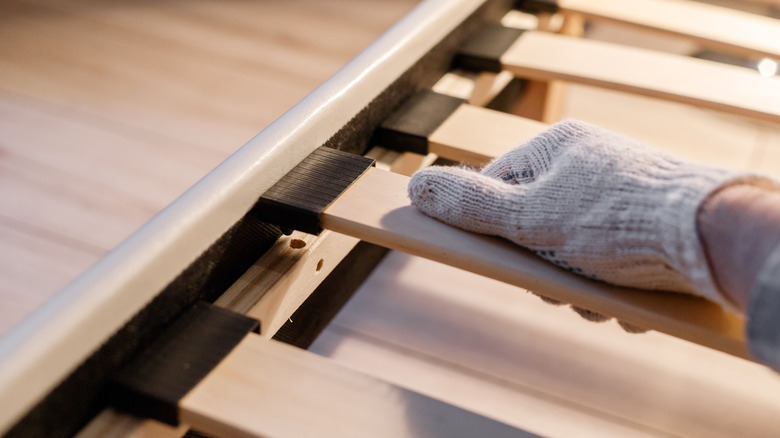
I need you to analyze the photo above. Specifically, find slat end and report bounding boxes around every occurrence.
[454,24,526,73]
[109,302,259,426]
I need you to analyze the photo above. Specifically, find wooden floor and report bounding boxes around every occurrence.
[4,0,780,437]
[0,0,420,334]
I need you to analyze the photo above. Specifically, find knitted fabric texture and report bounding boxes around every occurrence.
[408,120,761,310]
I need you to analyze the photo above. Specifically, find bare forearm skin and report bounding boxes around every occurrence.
[698,183,780,311]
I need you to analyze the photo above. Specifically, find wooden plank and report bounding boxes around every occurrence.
[559,0,780,60]
[561,85,762,170]
[311,329,665,438]
[75,408,186,438]
[320,167,748,358]
[179,334,531,438]
[501,31,780,124]
[429,104,548,166]
[312,251,780,438]
[754,126,780,178]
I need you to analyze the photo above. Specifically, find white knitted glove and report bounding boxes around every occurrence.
[408,120,760,311]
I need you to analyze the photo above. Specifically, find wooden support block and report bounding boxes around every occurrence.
[215,230,359,338]
[557,0,780,60]
[319,167,748,359]
[456,27,780,124]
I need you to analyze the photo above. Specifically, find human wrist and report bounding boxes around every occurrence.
[698,183,780,311]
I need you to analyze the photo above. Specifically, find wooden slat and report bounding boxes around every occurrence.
[501,31,780,124]
[321,167,747,358]
[429,104,548,166]
[559,0,780,60]
[562,84,762,169]
[179,334,531,438]
[312,251,780,438]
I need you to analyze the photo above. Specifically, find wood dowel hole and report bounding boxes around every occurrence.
[316,259,324,272]
[289,239,307,249]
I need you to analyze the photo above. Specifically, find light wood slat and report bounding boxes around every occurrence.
[561,85,762,170]
[75,408,186,438]
[312,330,664,438]
[321,167,747,358]
[754,126,780,178]
[559,0,780,60]
[179,334,531,438]
[501,31,780,124]
[429,104,548,166]
[313,251,780,438]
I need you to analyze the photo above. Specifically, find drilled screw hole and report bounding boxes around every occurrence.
[289,239,306,249]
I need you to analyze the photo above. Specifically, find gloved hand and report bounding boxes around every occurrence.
[408,120,761,318]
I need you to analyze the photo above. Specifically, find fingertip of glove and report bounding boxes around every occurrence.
[570,305,611,323]
[617,320,650,334]
[407,168,438,207]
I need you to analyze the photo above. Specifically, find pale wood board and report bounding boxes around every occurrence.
[502,31,780,124]
[429,104,548,166]
[312,251,780,438]
[321,167,747,357]
[180,334,530,438]
[559,0,780,59]
[753,125,780,177]
[311,329,663,438]
[562,85,763,169]
[76,409,187,438]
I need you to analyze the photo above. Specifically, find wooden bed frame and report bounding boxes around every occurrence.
[1,0,779,436]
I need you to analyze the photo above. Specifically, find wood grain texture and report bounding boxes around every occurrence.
[321,167,748,358]
[502,31,780,124]
[559,0,780,59]
[0,0,418,337]
[180,334,531,438]
[312,251,780,438]
[429,104,548,165]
